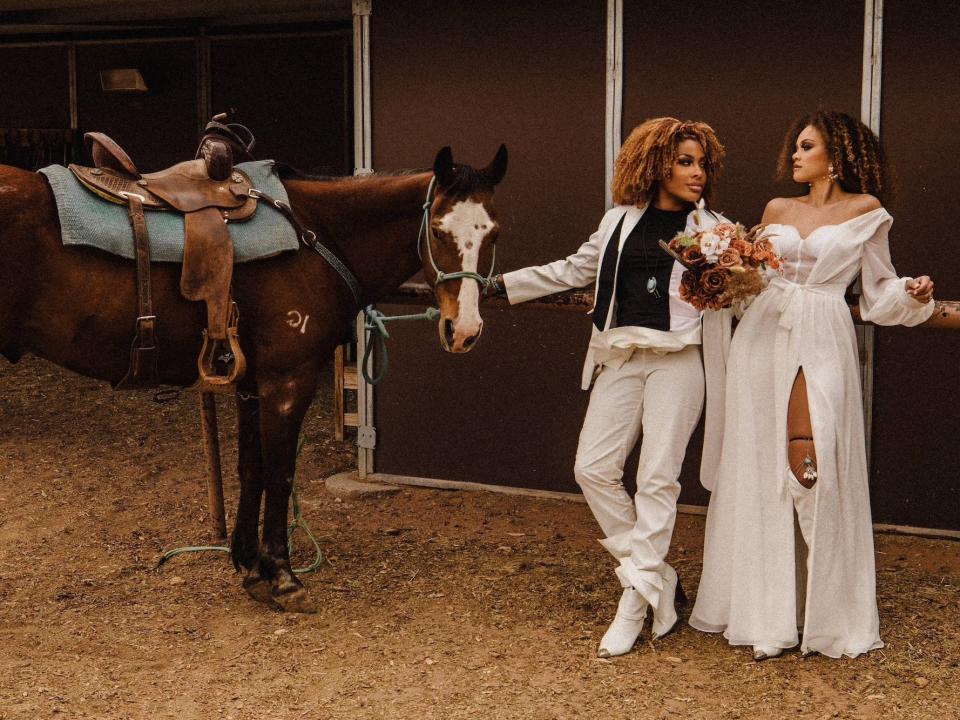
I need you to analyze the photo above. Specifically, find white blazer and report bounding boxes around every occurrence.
[504,202,729,389]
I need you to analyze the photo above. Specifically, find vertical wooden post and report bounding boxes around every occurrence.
[334,344,346,441]
[200,391,227,542]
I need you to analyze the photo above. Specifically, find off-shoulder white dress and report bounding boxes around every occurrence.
[690,207,934,658]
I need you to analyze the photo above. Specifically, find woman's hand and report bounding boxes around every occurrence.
[906,275,934,304]
[483,273,507,298]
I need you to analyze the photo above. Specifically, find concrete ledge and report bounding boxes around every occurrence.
[324,471,401,499]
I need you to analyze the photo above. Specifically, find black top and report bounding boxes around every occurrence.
[589,206,688,332]
[614,204,688,329]
[592,206,690,331]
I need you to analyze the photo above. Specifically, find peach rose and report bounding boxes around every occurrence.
[752,238,775,257]
[731,237,752,257]
[718,248,742,268]
[713,223,737,240]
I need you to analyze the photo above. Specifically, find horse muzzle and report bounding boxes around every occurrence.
[439,315,483,353]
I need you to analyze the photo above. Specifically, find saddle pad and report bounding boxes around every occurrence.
[39,160,300,263]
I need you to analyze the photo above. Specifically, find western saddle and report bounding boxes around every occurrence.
[70,115,260,393]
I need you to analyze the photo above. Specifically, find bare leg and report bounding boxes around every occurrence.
[788,369,818,489]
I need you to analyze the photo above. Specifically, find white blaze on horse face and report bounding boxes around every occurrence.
[437,200,492,346]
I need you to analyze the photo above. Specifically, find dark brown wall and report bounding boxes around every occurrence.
[0,45,75,169]
[373,304,592,491]
[623,1,863,222]
[211,34,351,175]
[76,40,199,171]
[0,46,70,128]
[869,0,960,529]
[0,33,351,174]
[371,0,605,489]
[621,0,864,508]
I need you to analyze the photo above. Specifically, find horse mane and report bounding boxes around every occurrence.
[441,163,490,197]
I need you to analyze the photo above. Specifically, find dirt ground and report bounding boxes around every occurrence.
[0,355,958,720]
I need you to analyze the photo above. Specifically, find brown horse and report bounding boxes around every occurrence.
[0,144,507,611]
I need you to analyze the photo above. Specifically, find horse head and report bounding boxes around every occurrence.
[424,144,508,353]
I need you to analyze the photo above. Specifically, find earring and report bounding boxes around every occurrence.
[827,164,839,182]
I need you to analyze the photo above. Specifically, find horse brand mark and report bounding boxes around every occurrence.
[286,310,310,334]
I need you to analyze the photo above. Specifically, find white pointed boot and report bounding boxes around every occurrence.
[791,478,817,657]
[752,644,784,661]
[651,563,687,640]
[597,588,648,658]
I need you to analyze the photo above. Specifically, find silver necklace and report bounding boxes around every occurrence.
[640,217,661,298]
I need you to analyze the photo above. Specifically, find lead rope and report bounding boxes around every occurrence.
[158,435,322,575]
[361,305,441,385]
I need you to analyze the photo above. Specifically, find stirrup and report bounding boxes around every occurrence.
[195,304,246,393]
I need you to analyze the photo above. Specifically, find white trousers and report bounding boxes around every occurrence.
[574,345,705,609]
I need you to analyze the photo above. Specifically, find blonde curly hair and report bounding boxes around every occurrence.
[612,117,725,207]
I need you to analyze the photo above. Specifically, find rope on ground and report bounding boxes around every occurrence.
[158,435,322,574]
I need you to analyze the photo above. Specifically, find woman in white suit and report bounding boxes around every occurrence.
[492,117,729,657]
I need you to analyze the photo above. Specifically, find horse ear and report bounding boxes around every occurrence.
[433,146,456,188]
[482,144,508,186]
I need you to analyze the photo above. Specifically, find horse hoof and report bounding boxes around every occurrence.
[273,587,318,614]
[242,574,274,605]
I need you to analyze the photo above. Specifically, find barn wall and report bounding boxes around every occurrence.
[0,45,71,129]
[868,0,960,529]
[369,1,959,530]
[370,0,605,492]
[75,40,199,171]
[210,33,351,176]
[0,30,350,174]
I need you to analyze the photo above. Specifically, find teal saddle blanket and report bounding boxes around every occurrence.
[39,160,300,263]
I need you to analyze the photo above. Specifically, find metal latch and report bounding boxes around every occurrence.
[357,425,377,450]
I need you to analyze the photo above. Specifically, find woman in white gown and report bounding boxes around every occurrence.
[690,111,935,660]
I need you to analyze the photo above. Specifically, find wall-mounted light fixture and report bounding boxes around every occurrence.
[99,68,148,93]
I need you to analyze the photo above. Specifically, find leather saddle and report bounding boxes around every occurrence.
[69,115,259,393]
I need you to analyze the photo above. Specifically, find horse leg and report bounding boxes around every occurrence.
[232,382,267,591]
[251,363,320,612]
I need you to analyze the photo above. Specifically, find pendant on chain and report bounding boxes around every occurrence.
[646,276,660,298]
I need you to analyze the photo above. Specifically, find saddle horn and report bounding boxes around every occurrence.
[196,114,257,181]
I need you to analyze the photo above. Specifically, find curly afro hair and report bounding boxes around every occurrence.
[612,117,725,207]
[777,110,887,200]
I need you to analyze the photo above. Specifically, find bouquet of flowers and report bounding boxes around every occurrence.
[658,223,782,311]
